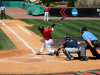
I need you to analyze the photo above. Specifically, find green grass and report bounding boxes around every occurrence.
[20,19,100,41]
[0,29,16,50]
[0,13,15,50]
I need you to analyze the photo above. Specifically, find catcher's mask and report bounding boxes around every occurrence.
[38,26,44,31]
[64,35,71,41]
[80,27,88,34]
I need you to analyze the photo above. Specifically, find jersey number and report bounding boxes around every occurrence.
[44,34,48,38]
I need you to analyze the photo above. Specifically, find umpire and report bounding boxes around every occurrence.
[80,27,100,60]
[0,4,6,20]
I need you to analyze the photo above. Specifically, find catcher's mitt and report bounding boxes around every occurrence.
[55,51,60,56]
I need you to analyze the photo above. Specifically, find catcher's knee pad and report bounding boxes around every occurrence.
[63,49,71,58]
[63,48,66,53]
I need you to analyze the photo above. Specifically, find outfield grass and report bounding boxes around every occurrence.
[0,29,16,50]
[20,19,100,41]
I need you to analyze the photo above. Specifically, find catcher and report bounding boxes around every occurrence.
[55,35,83,61]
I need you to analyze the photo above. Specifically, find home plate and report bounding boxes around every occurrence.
[32,56,41,58]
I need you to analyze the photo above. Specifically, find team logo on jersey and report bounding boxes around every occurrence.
[72,8,78,16]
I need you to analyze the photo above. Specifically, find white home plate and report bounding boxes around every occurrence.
[32,56,41,58]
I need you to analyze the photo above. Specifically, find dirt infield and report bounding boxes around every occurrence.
[0,19,100,74]
[0,7,100,74]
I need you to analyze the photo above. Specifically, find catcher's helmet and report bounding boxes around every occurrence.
[64,35,71,41]
[38,26,44,31]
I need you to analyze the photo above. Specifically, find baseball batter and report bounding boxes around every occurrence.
[36,25,57,55]
[44,3,50,21]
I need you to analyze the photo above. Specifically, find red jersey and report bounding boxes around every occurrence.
[40,28,52,40]
[45,6,50,12]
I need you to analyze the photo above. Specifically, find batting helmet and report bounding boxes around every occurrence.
[64,35,71,41]
[38,26,44,31]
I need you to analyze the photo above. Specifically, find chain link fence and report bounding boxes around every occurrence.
[75,0,100,7]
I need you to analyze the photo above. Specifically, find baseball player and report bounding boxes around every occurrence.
[56,35,82,61]
[36,24,57,55]
[80,27,100,60]
[44,3,50,21]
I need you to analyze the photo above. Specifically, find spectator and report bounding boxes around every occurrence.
[40,3,44,6]
[62,0,65,4]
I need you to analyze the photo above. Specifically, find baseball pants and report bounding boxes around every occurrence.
[44,12,49,21]
[80,40,100,57]
[40,39,55,53]
[63,47,81,59]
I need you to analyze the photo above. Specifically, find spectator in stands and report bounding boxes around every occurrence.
[65,0,68,4]
[62,0,65,4]
[40,3,44,6]
[0,4,6,20]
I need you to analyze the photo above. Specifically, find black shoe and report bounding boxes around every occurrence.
[80,56,88,61]
[36,52,42,55]
[96,56,100,59]
[74,56,81,59]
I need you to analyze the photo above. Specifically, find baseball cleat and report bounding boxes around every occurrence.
[71,57,74,60]
[65,57,74,61]
[65,58,71,61]
[80,56,88,61]
[36,52,42,55]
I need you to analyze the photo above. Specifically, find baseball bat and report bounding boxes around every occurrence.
[51,16,66,27]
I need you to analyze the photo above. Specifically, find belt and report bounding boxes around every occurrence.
[68,47,80,48]
[45,38,52,40]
